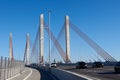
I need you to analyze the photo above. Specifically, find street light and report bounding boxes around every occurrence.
[48,10,51,68]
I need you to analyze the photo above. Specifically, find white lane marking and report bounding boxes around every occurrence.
[6,69,28,80]
[23,68,33,80]
[6,74,21,80]
[57,68,101,80]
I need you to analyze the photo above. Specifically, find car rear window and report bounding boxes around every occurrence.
[116,62,120,66]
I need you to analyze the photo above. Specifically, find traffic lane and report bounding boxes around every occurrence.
[59,66,120,80]
[70,68,120,80]
[51,68,88,80]
[58,65,113,70]
[37,68,58,80]
[58,65,115,72]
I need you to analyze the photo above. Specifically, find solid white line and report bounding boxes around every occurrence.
[6,74,21,80]
[57,68,101,80]
[23,68,33,80]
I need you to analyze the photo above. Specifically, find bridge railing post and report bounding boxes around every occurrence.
[8,58,11,78]
[7,58,9,79]
[0,56,25,79]
[0,56,3,80]
[4,57,7,80]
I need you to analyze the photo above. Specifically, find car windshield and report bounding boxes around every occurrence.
[52,63,56,64]
[94,62,102,64]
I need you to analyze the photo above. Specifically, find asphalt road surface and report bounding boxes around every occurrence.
[2,66,60,80]
[37,67,59,80]
[58,65,120,80]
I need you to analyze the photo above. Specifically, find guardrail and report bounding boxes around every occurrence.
[0,56,25,80]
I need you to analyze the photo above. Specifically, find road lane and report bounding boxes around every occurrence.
[58,65,120,80]
[37,68,57,80]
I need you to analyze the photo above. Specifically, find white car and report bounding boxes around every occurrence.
[51,63,57,67]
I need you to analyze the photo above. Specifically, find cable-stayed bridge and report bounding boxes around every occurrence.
[24,14,117,65]
[1,14,120,80]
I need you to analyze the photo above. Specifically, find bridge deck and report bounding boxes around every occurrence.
[58,65,120,80]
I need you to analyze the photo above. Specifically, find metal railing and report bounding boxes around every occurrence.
[0,56,25,80]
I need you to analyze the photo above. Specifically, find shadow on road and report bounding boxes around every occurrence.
[65,68,76,71]
[37,67,59,80]
[98,72,120,75]
[38,68,54,80]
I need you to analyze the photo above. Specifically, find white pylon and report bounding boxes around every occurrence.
[39,14,44,64]
[9,32,14,61]
[26,33,30,65]
[65,15,71,63]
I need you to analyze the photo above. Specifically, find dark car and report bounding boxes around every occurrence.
[92,62,103,68]
[76,61,87,69]
[114,62,120,73]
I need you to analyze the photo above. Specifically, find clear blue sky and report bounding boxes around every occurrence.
[0,0,120,62]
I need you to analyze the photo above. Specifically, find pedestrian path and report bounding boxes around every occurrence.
[6,67,40,80]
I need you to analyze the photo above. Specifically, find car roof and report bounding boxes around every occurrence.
[51,63,56,64]
[77,61,85,63]
[93,62,102,63]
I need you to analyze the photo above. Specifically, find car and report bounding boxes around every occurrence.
[76,61,87,69]
[114,62,120,73]
[51,63,57,67]
[92,62,103,68]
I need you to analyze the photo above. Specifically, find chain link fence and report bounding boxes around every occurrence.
[0,56,25,80]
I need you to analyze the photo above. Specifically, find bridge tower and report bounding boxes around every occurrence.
[26,33,30,65]
[9,32,14,61]
[65,15,71,63]
[39,14,44,64]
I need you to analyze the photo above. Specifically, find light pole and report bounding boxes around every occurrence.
[48,10,51,68]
